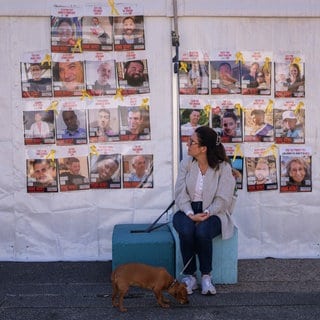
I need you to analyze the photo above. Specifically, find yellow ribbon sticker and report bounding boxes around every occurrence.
[234,103,244,116]
[45,149,56,166]
[204,104,211,117]
[108,0,120,16]
[262,144,278,158]
[46,100,59,115]
[81,90,92,101]
[179,61,188,73]
[235,52,245,65]
[294,101,304,115]
[114,88,124,101]
[90,145,99,156]
[232,144,243,162]
[264,99,274,114]
[41,54,51,67]
[263,57,271,73]
[140,98,149,111]
[72,38,82,53]
[292,56,301,65]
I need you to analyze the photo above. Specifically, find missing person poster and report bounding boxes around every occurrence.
[274,99,305,144]
[21,50,53,98]
[210,50,241,95]
[274,51,305,98]
[279,146,312,193]
[245,144,278,192]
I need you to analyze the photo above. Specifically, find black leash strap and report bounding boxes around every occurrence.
[130,200,175,233]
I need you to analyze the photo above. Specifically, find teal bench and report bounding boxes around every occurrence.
[112,223,238,284]
[169,223,238,284]
[112,224,175,277]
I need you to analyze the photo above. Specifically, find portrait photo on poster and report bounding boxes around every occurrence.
[244,107,274,142]
[179,60,209,95]
[58,156,90,192]
[113,15,145,51]
[21,62,53,98]
[116,59,150,95]
[210,60,241,95]
[56,109,87,145]
[229,156,244,190]
[26,159,58,193]
[23,110,55,145]
[82,16,113,51]
[119,106,150,141]
[180,108,209,140]
[51,16,82,53]
[241,60,271,96]
[85,59,117,96]
[280,155,312,193]
[274,108,305,144]
[90,153,121,189]
[88,107,120,143]
[52,55,85,97]
[122,154,153,188]
[246,155,278,192]
[275,62,305,98]
[217,107,243,143]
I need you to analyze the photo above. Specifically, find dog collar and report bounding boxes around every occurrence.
[169,279,177,289]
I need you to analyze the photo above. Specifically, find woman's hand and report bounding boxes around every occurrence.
[189,212,210,222]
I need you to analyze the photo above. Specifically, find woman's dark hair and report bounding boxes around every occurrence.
[195,126,229,170]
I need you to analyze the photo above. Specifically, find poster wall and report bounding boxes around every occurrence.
[0,0,320,261]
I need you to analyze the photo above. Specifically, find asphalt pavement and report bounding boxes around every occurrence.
[1,258,319,320]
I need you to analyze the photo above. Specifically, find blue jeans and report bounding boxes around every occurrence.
[172,202,221,275]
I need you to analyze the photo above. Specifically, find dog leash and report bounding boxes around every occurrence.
[179,255,194,275]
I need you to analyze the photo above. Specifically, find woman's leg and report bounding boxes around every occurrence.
[172,211,197,274]
[195,215,221,275]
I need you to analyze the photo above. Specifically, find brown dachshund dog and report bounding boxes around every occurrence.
[111,262,189,312]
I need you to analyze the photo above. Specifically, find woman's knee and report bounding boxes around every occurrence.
[173,211,195,236]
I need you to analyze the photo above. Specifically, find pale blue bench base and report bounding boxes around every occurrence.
[112,224,175,277]
[169,223,238,284]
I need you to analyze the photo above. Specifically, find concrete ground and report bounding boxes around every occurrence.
[0,258,320,320]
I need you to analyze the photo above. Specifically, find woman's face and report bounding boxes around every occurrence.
[289,65,299,78]
[289,161,306,183]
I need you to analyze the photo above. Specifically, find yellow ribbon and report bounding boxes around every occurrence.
[72,38,82,53]
[292,56,301,65]
[108,0,120,15]
[45,149,56,166]
[114,88,124,101]
[204,104,211,117]
[264,99,274,114]
[262,144,278,158]
[179,61,188,73]
[263,57,271,73]
[294,101,304,116]
[140,98,149,111]
[234,103,244,116]
[232,144,243,162]
[41,54,51,67]
[81,90,92,101]
[90,145,99,156]
[235,52,245,65]
[46,100,59,115]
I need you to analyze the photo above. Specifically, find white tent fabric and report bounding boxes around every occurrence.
[0,0,319,261]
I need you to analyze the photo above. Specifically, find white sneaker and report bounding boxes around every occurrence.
[181,275,198,295]
[201,275,216,295]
